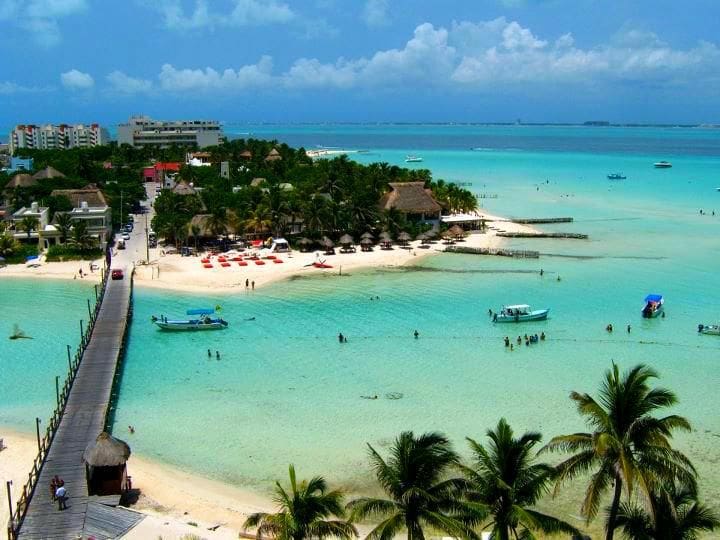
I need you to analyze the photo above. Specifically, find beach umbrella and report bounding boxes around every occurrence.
[360,231,374,240]
[424,229,438,239]
[321,236,334,248]
[298,237,312,245]
[448,224,466,238]
[82,432,131,467]
[360,237,373,245]
[379,231,392,241]
[339,233,354,245]
[397,231,411,242]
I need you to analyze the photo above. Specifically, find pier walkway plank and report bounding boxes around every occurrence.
[16,276,138,540]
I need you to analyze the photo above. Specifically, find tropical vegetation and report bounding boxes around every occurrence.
[243,464,357,540]
[242,364,716,540]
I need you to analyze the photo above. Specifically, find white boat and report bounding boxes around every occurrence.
[698,324,720,336]
[641,294,664,318]
[493,304,549,323]
[153,308,228,331]
[405,155,423,163]
[653,161,672,168]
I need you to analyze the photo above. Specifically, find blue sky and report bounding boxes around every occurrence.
[1,0,720,126]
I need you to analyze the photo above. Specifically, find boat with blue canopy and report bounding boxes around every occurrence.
[642,294,664,318]
[152,308,228,331]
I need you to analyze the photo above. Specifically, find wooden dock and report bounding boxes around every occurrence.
[510,217,573,224]
[444,245,540,258]
[11,273,139,540]
[496,232,588,239]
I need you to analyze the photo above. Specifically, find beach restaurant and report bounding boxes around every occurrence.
[378,182,442,224]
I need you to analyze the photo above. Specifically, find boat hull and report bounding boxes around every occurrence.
[494,309,549,323]
[699,324,720,336]
[155,320,227,331]
[641,306,664,318]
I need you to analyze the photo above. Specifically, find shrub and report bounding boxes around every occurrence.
[45,245,103,262]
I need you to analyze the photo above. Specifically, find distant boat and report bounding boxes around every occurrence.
[654,161,672,168]
[607,173,626,180]
[153,308,228,331]
[405,155,423,163]
[493,304,549,323]
[698,323,720,336]
[641,294,664,319]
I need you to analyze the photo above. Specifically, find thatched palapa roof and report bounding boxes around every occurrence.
[5,173,36,190]
[360,231,374,240]
[50,188,107,208]
[397,231,412,242]
[83,432,131,467]
[339,234,354,245]
[360,237,374,245]
[265,148,282,162]
[172,181,197,195]
[239,150,253,159]
[379,182,442,214]
[250,178,267,188]
[32,166,66,180]
[321,236,334,248]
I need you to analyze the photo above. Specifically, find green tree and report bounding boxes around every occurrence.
[542,363,696,540]
[206,207,229,237]
[244,464,357,540]
[615,480,718,540]
[19,216,39,239]
[189,224,201,251]
[70,220,94,251]
[54,213,74,244]
[245,205,272,236]
[0,234,19,257]
[347,431,477,540]
[460,418,580,540]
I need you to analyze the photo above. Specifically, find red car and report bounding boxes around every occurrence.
[111,269,124,280]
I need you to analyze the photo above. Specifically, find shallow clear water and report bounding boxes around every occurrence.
[0,278,96,428]
[2,125,720,521]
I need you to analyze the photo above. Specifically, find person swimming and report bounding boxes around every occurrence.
[361,395,378,400]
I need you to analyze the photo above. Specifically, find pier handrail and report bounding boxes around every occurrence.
[6,264,111,540]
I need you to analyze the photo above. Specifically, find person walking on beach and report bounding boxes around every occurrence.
[251,280,255,290]
[55,483,67,510]
[245,278,249,289]
[414,330,419,339]
[216,350,221,360]
[338,332,344,343]
[207,349,212,358]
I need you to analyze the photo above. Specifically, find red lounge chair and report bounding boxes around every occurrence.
[266,255,277,260]
[255,260,266,265]
[218,257,227,263]
[221,262,231,267]
[203,264,213,269]
[231,256,243,262]
[273,259,283,264]
[201,258,210,264]
[238,261,248,266]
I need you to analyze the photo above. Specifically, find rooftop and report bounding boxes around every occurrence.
[379,182,442,214]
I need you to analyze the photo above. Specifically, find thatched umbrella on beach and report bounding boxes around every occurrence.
[321,236,335,254]
[339,233,354,246]
[379,231,393,249]
[297,237,312,252]
[448,224,466,240]
[361,231,374,240]
[360,237,374,251]
[397,231,412,246]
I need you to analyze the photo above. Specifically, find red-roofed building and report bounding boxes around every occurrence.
[143,162,182,185]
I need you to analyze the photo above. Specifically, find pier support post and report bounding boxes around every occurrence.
[55,376,60,408]
[6,481,12,533]
[35,418,41,452]
[87,299,92,322]
[80,320,84,346]
[67,345,72,372]
[94,284,98,301]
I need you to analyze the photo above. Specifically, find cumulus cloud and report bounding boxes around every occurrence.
[60,69,94,90]
[0,0,86,46]
[362,0,389,27]
[146,0,294,29]
[106,71,153,94]
[101,18,720,96]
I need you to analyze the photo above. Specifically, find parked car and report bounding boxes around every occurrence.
[117,240,126,250]
[111,269,124,280]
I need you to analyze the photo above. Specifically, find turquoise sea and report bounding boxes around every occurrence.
[2,125,719,527]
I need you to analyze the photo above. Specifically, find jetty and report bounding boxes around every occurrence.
[510,217,573,224]
[8,268,140,540]
[444,245,539,258]
[496,232,588,239]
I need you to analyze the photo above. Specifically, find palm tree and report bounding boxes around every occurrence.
[243,464,357,540]
[542,363,696,540]
[460,418,580,540]
[70,221,94,251]
[189,224,201,251]
[206,208,228,237]
[245,205,272,236]
[54,213,73,244]
[615,480,719,539]
[347,431,477,540]
[19,216,39,239]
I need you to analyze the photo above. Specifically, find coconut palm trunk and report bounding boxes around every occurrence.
[606,473,623,540]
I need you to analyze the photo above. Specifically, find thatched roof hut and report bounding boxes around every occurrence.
[298,237,312,251]
[239,150,253,159]
[339,234,354,245]
[321,236,334,248]
[265,148,282,162]
[50,188,107,208]
[83,432,131,467]
[172,181,197,195]
[448,224,466,239]
[360,237,374,245]
[360,231,374,240]
[397,231,411,243]
[378,182,442,220]
[4,173,36,190]
[188,214,213,237]
[32,166,66,180]
[379,231,392,241]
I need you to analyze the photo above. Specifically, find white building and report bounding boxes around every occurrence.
[117,115,222,148]
[9,124,109,153]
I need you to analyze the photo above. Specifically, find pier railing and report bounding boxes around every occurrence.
[6,266,111,540]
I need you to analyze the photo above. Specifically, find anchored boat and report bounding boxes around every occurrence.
[698,323,720,336]
[405,155,423,163]
[607,173,626,180]
[493,304,549,323]
[653,161,672,168]
[153,308,228,331]
[641,294,664,318]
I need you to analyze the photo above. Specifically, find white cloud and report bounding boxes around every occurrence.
[0,81,49,94]
[147,0,294,30]
[61,69,94,90]
[0,0,86,46]
[362,0,389,28]
[106,71,153,94]
[108,19,720,96]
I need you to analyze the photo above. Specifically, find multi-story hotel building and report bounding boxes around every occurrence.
[9,124,109,153]
[117,115,222,148]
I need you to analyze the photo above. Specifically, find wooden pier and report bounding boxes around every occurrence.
[8,270,139,540]
[510,217,573,224]
[496,232,588,239]
[444,245,540,258]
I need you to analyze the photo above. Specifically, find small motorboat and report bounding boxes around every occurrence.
[698,324,720,336]
[153,308,228,331]
[641,294,664,318]
[405,155,423,163]
[653,161,672,168]
[607,173,626,180]
[493,304,549,323]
